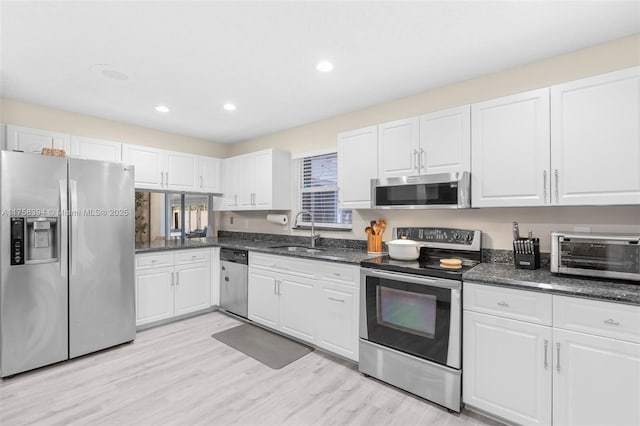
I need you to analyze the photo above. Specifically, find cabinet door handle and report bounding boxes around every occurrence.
[543,170,548,201]
[273,280,277,295]
[234,194,237,206]
[171,271,174,286]
[554,169,559,203]
[420,148,425,169]
[328,297,345,303]
[556,342,561,372]
[497,301,509,307]
[413,149,419,171]
[165,171,169,186]
[544,339,549,369]
[604,318,620,326]
[176,271,179,286]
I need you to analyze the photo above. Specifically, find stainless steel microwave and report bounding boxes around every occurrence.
[550,232,640,282]
[371,172,470,209]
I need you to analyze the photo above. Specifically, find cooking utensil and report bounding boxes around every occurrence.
[513,222,520,240]
[373,223,381,235]
[387,237,420,261]
[365,226,373,236]
[379,218,387,234]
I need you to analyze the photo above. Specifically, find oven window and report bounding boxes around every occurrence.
[364,273,455,365]
[377,287,436,338]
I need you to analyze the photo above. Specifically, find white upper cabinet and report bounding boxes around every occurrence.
[471,88,551,207]
[337,125,378,209]
[219,149,291,211]
[378,117,420,178]
[123,144,220,193]
[198,156,221,193]
[419,105,470,175]
[122,144,165,190]
[70,136,122,163]
[221,156,240,210]
[550,67,640,206]
[165,151,198,192]
[6,125,71,154]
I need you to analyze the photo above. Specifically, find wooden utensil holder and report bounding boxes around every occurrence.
[367,234,382,254]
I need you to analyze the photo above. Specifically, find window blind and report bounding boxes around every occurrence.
[293,152,352,229]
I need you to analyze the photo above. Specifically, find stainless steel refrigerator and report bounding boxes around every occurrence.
[0,151,135,377]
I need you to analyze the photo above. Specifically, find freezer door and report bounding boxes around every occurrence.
[0,152,68,377]
[68,158,135,358]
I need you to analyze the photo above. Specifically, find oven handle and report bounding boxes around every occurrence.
[361,268,462,290]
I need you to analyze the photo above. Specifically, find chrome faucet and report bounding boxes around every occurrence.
[293,210,320,248]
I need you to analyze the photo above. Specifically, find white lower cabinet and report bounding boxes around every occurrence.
[174,262,211,316]
[316,281,359,360]
[248,269,280,329]
[248,253,359,360]
[463,310,552,426]
[552,329,640,426]
[135,266,175,325]
[463,282,640,426]
[135,249,212,327]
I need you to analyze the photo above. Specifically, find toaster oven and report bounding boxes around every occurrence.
[550,232,640,282]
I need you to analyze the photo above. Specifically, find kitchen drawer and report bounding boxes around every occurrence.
[136,252,174,270]
[175,249,210,264]
[249,252,317,279]
[553,295,640,343]
[318,261,358,287]
[463,282,552,326]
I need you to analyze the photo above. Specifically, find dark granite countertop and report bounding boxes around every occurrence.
[135,237,383,265]
[463,263,640,306]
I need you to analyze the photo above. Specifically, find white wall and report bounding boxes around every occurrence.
[220,34,640,251]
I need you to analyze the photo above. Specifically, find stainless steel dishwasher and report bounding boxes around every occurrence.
[219,248,248,318]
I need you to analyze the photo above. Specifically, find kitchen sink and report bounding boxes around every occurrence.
[269,245,326,253]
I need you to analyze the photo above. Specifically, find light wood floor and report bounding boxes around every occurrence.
[0,312,500,426]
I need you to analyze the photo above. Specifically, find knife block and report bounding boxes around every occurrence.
[513,238,540,270]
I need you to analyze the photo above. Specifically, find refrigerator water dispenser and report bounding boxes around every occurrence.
[25,217,58,263]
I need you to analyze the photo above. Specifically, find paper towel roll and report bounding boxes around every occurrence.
[267,214,288,225]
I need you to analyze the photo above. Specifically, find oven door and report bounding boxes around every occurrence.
[360,268,461,368]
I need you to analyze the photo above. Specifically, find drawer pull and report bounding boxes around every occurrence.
[333,272,341,277]
[191,255,198,259]
[604,318,620,326]
[497,301,509,307]
[151,260,157,263]
[544,340,548,369]
[268,263,279,268]
[328,297,345,303]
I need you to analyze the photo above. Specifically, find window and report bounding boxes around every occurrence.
[293,152,352,230]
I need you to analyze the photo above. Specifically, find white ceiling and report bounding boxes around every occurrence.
[1,1,639,144]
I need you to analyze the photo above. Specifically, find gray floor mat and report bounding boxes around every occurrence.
[212,323,314,369]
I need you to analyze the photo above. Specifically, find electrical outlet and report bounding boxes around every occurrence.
[229,216,234,225]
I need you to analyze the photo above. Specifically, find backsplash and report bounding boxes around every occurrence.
[215,205,640,252]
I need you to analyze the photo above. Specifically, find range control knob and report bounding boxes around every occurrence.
[466,233,473,242]
[453,232,460,240]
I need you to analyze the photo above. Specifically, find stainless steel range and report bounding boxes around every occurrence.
[359,227,482,412]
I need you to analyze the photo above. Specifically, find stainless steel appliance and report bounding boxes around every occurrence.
[371,172,470,209]
[360,227,482,412]
[220,248,248,318]
[0,151,135,377]
[551,232,640,281]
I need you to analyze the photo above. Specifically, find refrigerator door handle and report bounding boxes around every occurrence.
[59,179,68,278]
[69,179,79,275]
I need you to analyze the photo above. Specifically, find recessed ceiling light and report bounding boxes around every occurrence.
[223,103,237,111]
[316,61,334,72]
[155,105,170,113]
